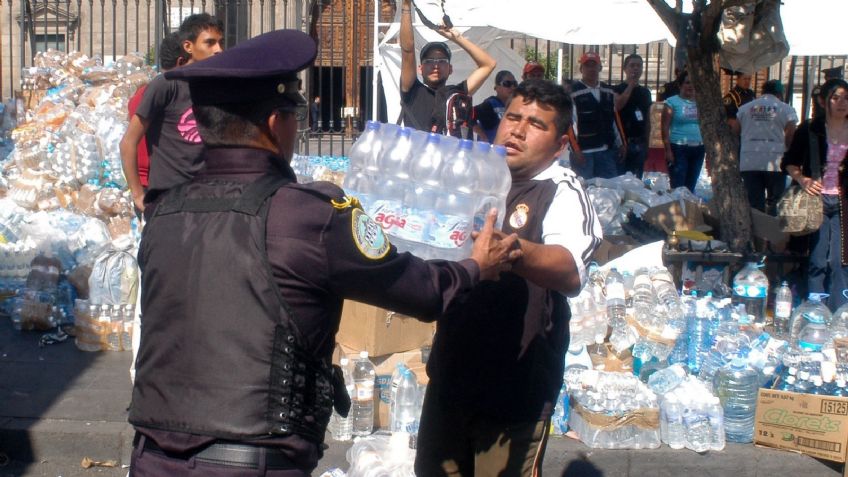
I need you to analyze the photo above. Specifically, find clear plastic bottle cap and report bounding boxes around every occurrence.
[359,350,369,359]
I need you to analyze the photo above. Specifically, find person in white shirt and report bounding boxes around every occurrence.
[734,80,798,215]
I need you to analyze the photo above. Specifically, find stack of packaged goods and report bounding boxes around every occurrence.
[343,121,510,261]
[564,369,661,449]
[0,48,151,345]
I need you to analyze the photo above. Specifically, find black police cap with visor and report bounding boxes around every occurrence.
[165,29,316,117]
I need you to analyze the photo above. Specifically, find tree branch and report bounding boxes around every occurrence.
[646,0,683,37]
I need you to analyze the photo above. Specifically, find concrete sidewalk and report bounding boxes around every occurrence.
[0,319,844,477]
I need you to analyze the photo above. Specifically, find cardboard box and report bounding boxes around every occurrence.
[754,389,848,463]
[337,300,436,356]
[643,200,704,234]
[592,235,640,265]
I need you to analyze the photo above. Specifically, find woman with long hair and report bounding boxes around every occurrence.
[782,78,848,309]
[661,71,705,192]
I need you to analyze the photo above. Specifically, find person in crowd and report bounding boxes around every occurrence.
[415,79,602,477]
[310,95,321,133]
[724,71,756,127]
[473,70,517,142]
[569,51,626,179]
[399,0,495,136]
[782,79,848,310]
[661,71,704,192]
[125,32,189,196]
[734,79,798,215]
[128,29,522,476]
[614,53,653,178]
[522,60,546,81]
[658,66,685,101]
[120,13,224,213]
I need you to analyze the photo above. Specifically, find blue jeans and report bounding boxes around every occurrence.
[669,144,705,192]
[572,148,619,180]
[807,194,848,310]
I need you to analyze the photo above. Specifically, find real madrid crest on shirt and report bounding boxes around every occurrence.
[509,204,530,230]
[351,207,390,259]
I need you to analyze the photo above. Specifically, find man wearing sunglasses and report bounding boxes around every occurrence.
[128,29,521,476]
[399,0,496,136]
[473,70,518,142]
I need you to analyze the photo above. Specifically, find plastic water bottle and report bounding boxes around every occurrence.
[331,357,354,441]
[797,313,831,353]
[410,133,444,187]
[564,343,594,371]
[732,262,769,325]
[648,363,687,395]
[631,269,657,324]
[605,268,626,329]
[441,139,478,194]
[687,296,716,374]
[379,127,414,180]
[706,396,725,450]
[789,293,832,351]
[652,268,684,322]
[390,367,420,434]
[715,357,759,443]
[683,401,711,453]
[664,396,686,449]
[352,351,376,436]
[348,121,383,173]
[774,281,793,337]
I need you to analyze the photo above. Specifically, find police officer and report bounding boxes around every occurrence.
[128,29,521,476]
[724,71,756,123]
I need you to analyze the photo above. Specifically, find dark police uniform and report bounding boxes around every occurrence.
[128,30,484,477]
[723,84,756,119]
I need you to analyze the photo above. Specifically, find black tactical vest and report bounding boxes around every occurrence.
[129,174,335,443]
[571,82,617,150]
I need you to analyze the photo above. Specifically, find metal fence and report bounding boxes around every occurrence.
[2,1,845,157]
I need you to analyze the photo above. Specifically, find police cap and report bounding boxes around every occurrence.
[165,29,317,106]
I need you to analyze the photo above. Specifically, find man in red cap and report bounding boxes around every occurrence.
[569,51,626,179]
[399,0,496,137]
[522,61,545,81]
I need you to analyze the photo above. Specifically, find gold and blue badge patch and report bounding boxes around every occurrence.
[351,208,390,259]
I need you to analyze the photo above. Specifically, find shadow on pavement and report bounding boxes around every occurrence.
[561,451,603,477]
[0,318,132,475]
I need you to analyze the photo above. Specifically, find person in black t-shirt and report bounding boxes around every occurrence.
[120,13,224,212]
[473,70,517,142]
[398,0,495,137]
[614,54,653,177]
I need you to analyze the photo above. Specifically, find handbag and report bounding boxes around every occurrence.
[777,129,823,236]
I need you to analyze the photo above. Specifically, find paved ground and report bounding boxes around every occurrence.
[0,318,845,477]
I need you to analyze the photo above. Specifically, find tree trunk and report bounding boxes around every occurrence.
[687,47,752,253]
[648,0,753,253]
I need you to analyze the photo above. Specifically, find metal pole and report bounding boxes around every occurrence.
[154,0,162,68]
[556,47,562,85]
[370,0,379,121]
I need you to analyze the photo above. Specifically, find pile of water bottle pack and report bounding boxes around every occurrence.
[552,261,848,452]
[343,121,511,261]
[326,351,423,477]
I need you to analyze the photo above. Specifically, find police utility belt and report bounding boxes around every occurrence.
[135,434,296,470]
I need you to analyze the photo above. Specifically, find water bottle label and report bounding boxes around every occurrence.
[355,382,374,400]
[775,302,791,318]
[733,284,767,298]
[798,340,823,352]
[430,213,470,249]
[606,282,625,301]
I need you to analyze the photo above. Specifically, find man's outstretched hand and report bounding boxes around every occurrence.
[470,208,522,281]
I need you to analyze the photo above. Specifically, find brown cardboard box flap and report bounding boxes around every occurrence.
[337,300,435,356]
[643,200,704,234]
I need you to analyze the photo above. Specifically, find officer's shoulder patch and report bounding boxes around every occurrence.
[351,208,390,260]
